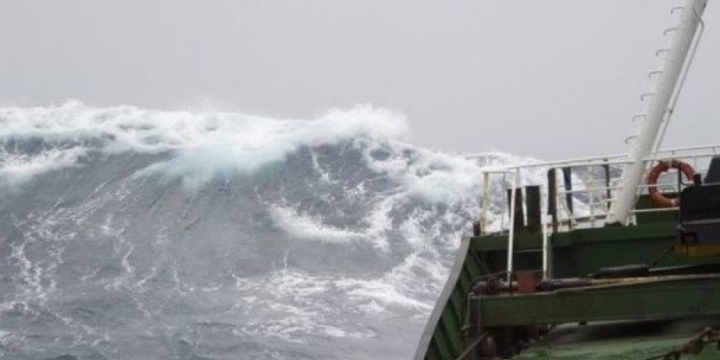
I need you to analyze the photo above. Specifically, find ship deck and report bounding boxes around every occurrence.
[515,318,720,360]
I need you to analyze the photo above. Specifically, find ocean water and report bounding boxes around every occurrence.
[0,101,529,360]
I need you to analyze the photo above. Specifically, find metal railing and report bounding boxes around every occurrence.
[470,143,720,282]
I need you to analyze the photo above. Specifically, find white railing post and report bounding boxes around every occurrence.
[507,168,521,283]
[500,173,507,232]
[470,144,718,242]
[588,165,596,227]
[541,185,551,279]
[480,172,490,235]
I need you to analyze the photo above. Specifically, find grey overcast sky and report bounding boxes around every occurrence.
[1,0,718,159]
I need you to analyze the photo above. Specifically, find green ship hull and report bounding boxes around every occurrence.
[414,193,720,360]
[413,1,719,357]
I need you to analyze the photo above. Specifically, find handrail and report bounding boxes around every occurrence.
[473,143,720,277]
[466,143,720,171]
[507,168,520,283]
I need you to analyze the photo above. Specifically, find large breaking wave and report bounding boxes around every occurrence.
[0,101,523,360]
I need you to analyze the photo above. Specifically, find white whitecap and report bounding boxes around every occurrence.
[269,205,365,244]
[0,101,409,187]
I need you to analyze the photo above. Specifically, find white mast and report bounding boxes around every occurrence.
[607,0,708,225]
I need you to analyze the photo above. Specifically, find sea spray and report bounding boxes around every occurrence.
[0,101,526,360]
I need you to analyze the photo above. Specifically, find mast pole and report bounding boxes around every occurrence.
[607,0,708,225]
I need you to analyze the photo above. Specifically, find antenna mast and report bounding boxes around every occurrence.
[607,0,708,225]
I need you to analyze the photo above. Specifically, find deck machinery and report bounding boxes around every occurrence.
[414,0,720,359]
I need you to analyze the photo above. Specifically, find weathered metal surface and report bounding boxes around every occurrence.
[472,221,676,253]
[416,220,720,359]
[676,243,720,257]
[471,222,720,278]
[414,237,487,360]
[475,275,720,327]
[514,320,720,360]
[525,186,542,233]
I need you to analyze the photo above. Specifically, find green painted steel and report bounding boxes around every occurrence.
[471,222,719,278]
[475,275,720,326]
[514,320,720,360]
[414,238,489,360]
[415,217,720,359]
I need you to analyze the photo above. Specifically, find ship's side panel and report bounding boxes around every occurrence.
[416,219,720,359]
[414,237,488,360]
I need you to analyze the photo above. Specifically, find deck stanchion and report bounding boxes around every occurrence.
[507,168,521,283]
[481,172,490,236]
[547,168,559,234]
[541,186,551,279]
[526,186,541,233]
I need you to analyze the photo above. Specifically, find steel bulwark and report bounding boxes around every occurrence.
[474,275,720,327]
[414,238,488,360]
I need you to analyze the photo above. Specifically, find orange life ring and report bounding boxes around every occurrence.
[646,159,695,207]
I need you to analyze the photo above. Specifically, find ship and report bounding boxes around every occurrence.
[414,0,720,359]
